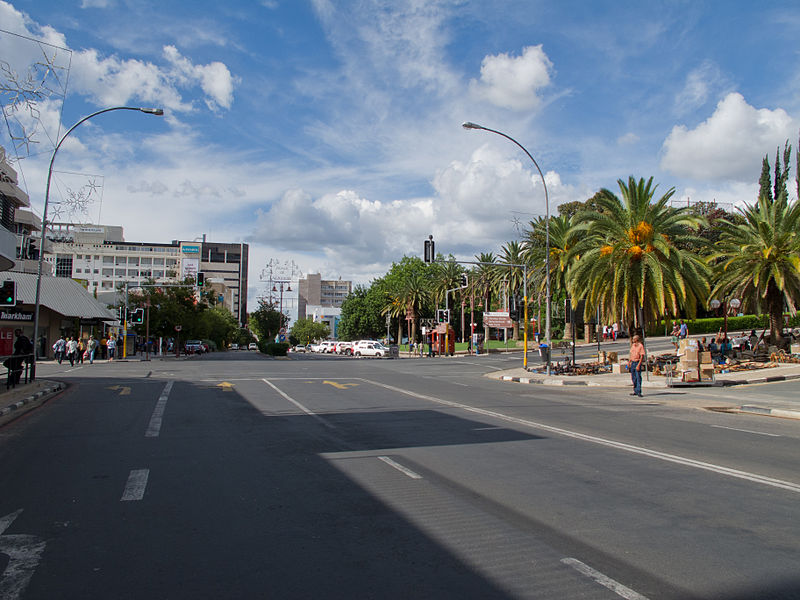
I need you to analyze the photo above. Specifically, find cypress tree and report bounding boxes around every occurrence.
[758,156,773,202]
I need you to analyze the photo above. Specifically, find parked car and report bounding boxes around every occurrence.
[230,343,239,350]
[354,341,389,357]
[248,342,258,351]
[319,341,337,354]
[309,342,324,353]
[336,341,354,356]
[185,340,205,354]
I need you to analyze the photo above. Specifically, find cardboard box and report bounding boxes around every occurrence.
[612,362,626,374]
[699,351,712,364]
[679,338,699,353]
[792,343,800,354]
[682,371,699,383]
[700,366,714,381]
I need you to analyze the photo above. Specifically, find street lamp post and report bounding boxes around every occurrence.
[462,122,551,373]
[31,106,164,377]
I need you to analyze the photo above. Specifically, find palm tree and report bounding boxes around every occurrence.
[498,240,526,339]
[396,270,431,346]
[522,214,575,338]
[567,176,710,335]
[474,252,498,342]
[709,191,800,345]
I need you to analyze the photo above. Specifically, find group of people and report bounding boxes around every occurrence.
[669,320,690,349]
[52,334,118,366]
[601,323,621,341]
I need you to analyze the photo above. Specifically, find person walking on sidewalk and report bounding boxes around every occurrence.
[52,335,66,364]
[66,337,78,366]
[629,334,646,397]
[107,336,116,360]
[87,335,98,364]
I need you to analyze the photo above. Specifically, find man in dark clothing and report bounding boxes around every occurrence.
[11,329,32,384]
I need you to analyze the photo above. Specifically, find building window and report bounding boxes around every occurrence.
[103,256,114,264]
[55,255,73,278]
[153,258,164,265]
[115,269,126,277]
[153,270,164,278]
[115,257,126,265]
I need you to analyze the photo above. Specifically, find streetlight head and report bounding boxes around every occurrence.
[462,122,482,130]
[140,107,165,115]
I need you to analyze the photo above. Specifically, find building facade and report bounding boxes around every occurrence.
[43,224,248,324]
[297,274,351,321]
[0,148,30,272]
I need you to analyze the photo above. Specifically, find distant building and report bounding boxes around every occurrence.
[306,305,342,339]
[297,274,351,321]
[41,224,248,325]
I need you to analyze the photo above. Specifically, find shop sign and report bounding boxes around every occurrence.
[0,309,33,322]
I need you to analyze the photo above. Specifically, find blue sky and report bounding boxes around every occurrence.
[2,0,799,310]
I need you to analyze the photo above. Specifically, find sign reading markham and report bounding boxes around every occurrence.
[0,309,33,322]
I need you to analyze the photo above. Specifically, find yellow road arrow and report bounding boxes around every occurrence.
[107,385,130,395]
[323,381,358,390]
[217,382,235,391]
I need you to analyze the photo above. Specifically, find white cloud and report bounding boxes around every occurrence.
[469,45,553,111]
[80,0,113,7]
[661,92,797,181]
[162,45,235,110]
[617,132,639,145]
[673,60,727,115]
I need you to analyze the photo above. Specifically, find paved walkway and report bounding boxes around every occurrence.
[486,362,800,420]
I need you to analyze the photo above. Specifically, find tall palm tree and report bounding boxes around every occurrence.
[499,240,526,339]
[709,191,800,344]
[474,252,498,342]
[567,176,710,334]
[522,214,575,338]
[397,270,431,346]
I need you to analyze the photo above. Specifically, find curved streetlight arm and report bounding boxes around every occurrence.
[31,106,164,377]
[462,121,552,373]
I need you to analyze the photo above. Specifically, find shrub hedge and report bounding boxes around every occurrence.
[649,314,800,337]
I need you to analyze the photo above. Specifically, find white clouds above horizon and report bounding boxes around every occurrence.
[661,92,797,182]
[470,45,553,111]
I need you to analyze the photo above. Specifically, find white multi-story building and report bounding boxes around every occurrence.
[43,224,248,324]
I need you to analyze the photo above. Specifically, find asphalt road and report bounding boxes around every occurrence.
[1,351,799,599]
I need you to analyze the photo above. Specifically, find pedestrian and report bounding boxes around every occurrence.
[679,319,688,340]
[77,338,85,364]
[52,335,66,364]
[87,335,98,364]
[612,322,619,341]
[602,324,608,341]
[629,334,646,397]
[66,337,78,366]
[107,336,116,360]
[670,323,680,351]
[10,329,32,384]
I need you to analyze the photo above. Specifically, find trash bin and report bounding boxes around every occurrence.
[538,344,550,363]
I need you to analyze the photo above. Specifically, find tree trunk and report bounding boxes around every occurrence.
[767,279,785,345]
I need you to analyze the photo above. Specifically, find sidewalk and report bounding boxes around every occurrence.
[486,362,800,420]
[0,378,65,427]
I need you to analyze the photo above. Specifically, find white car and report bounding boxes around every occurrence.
[336,341,354,356]
[248,342,258,351]
[318,341,337,353]
[230,343,239,350]
[354,341,388,357]
[309,342,324,353]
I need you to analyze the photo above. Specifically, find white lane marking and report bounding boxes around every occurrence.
[362,379,800,494]
[561,558,649,600]
[711,425,781,437]
[64,366,84,373]
[121,469,149,501]
[378,456,423,479]
[145,381,174,438]
[0,509,47,600]
[261,379,336,429]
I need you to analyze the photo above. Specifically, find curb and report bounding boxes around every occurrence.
[738,405,800,420]
[0,382,65,424]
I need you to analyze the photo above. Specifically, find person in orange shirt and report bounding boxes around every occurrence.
[629,334,646,397]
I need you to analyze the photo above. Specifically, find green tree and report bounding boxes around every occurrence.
[567,176,710,334]
[249,298,285,342]
[709,152,800,345]
[339,284,386,340]
[378,256,432,343]
[290,317,330,344]
[498,240,526,339]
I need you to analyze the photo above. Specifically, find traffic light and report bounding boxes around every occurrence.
[196,272,205,286]
[509,293,522,321]
[131,308,144,324]
[423,235,435,263]
[437,309,450,323]
[0,280,15,306]
[460,274,468,288]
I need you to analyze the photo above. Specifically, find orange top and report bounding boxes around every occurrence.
[629,341,646,363]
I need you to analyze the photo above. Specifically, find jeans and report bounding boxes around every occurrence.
[630,360,642,395]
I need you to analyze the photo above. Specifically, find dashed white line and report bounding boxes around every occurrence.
[561,558,649,600]
[261,379,336,429]
[145,381,174,438]
[711,425,781,437]
[378,456,423,479]
[120,469,149,501]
